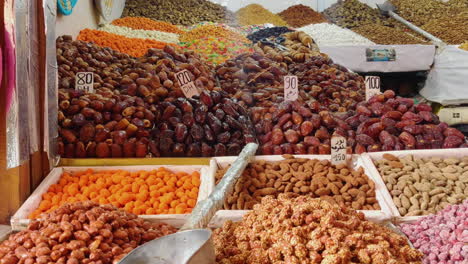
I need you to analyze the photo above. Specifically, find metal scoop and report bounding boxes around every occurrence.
[376,1,446,47]
[118,143,259,264]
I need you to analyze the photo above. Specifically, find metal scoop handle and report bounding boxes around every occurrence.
[180,143,258,230]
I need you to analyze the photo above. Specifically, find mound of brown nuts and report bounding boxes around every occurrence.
[0,201,176,264]
[216,155,380,210]
[213,195,423,264]
[375,154,468,216]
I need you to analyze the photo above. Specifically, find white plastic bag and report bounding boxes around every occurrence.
[420,45,468,105]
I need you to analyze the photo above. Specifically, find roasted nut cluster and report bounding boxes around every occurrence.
[376,154,468,216]
[0,202,176,264]
[151,90,257,157]
[216,155,380,210]
[345,90,468,152]
[352,25,428,45]
[213,195,423,264]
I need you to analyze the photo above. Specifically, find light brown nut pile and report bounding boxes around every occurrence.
[215,155,380,210]
[213,195,423,264]
[376,154,468,216]
[420,12,468,44]
[0,202,176,264]
[352,25,428,45]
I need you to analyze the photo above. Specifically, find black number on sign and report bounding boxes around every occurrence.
[176,70,192,86]
[333,154,346,161]
[285,76,297,89]
[365,76,380,89]
[453,113,461,118]
[77,72,93,85]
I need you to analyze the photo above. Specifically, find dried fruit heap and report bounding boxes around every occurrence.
[152,91,256,157]
[213,195,423,263]
[0,202,176,264]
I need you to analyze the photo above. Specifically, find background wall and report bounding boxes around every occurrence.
[56,0,99,38]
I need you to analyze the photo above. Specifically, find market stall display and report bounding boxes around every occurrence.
[215,155,381,210]
[213,195,423,263]
[374,154,467,216]
[0,202,176,264]
[29,167,201,218]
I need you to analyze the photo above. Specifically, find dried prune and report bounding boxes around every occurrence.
[356,105,371,116]
[201,142,214,157]
[291,111,303,125]
[367,144,381,152]
[271,128,285,145]
[366,122,384,138]
[190,124,204,141]
[370,102,385,116]
[379,131,395,146]
[284,130,299,144]
[396,104,408,113]
[194,106,207,123]
[277,113,292,127]
[383,90,395,99]
[217,131,231,144]
[187,143,201,157]
[395,120,416,129]
[442,136,463,148]
[214,143,227,156]
[416,103,432,112]
[96,142,110,158]
[293,144,307,154]
[315,127,330,140]
[398,132,416,147]
[111,130,128,145]
[175,124,188,143]
[402,112,423,123]
[354,144,366,154]
[356,134,375,146]
[273,146,283,155]
[281,143,294,154]
[318,144,331,154]
[300,121,313,136]
[403,125,422,135]
[443,127,465,139]
[382,111,402,120]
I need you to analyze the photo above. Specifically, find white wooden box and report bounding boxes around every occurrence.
[206,154,393,228]
[361,148,468,224]
[11,165,214,230]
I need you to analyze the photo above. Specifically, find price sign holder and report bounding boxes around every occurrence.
[176,70,199,98]
[365,76,381,101]
[331,136,347,165]
[75,72,94,93]
[284,75,298,101]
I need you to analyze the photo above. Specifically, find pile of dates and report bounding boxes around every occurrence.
[289,56,365,112]
[252,101,348,155]
[57,36,216,101]
[254,90,467,155]
[345,90,468,152]
[58,89,157,158]
[151,91,257,157]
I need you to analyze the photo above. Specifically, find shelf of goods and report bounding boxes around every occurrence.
[11,165,214,230]
[207,154,393,228]
[361,148,468,224]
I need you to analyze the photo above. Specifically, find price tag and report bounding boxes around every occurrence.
[176,69,199,98]
[284,75,298,101]
[75,72,94,93]
[365,76,381,101]
[331,136,347,165]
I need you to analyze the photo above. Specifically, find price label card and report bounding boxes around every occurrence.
[75,72,94,93]
[284,75,298,101]
[365,76,381,101]
[176,69,199,98]
[331,136,347,165]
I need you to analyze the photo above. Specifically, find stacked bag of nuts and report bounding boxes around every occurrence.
[215,155,380,210]
[375,154,468,216]
[0,201,176,264]
[213,195,423,263]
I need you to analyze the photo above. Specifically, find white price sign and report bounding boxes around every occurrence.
[284,75,298,101]
[365,76,381,101]
[176,70,199,98]
[331,136,347,165]
[75,72,94,93]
